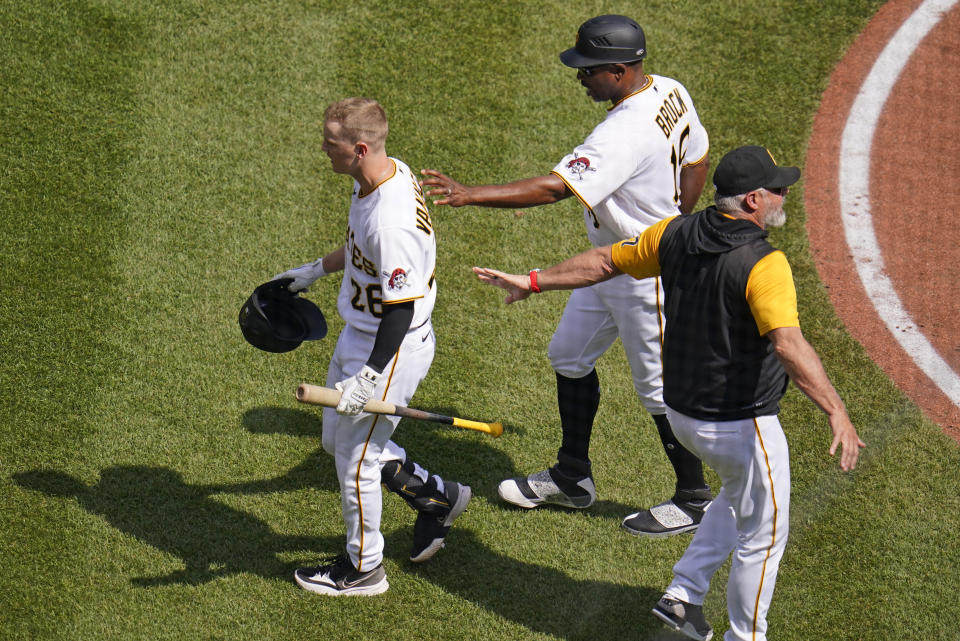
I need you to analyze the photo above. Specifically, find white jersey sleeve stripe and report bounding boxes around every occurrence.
[682,149,710,168]
[551,170,597,216]
[384,295,425,304]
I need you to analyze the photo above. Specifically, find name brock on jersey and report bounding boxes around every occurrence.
[654,87,689,139]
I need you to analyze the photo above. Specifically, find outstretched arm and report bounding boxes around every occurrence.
[767,326,865,470]
[473,245,620,304]
[420,169,571,209]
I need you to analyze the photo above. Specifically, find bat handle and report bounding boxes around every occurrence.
[452,417,504,437]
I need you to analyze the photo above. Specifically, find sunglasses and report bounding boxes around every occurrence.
[766,186,789,196]
[578,60,640,76]
[578,64,612,77]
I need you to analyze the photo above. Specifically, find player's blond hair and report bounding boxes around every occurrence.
[324,97,388,150]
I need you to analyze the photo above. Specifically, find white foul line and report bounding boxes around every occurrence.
[839,0,960,410]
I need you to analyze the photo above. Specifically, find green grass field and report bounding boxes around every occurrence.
[3,1,959,639]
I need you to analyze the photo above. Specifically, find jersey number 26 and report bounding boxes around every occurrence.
[350,279,383,318]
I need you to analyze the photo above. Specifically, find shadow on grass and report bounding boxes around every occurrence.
[8,405,522,590]
[234,405,521,503]
[13,404,663,631]
[13,463,668,639]
[239,406,663,526]
[13,466,340,587]
[243,406,323,438]
[386,528,664,641]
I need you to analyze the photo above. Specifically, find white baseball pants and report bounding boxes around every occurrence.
[322,321,435,572]
[663,409,791,641]
[548,273,665,413]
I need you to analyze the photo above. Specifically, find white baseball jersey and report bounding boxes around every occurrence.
[337,158,436,334]
[546,74,708,412]
[552,74,709,246]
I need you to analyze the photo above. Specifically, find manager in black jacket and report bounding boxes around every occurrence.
[473,145,864,641]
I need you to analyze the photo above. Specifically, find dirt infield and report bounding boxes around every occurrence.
[805,0,960,441]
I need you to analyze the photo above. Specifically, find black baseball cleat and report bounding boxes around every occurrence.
[497,466,596,509]
[294,555,388,596]
[410,481,471,562]
[622,489,712,537]
[652,595,714,641]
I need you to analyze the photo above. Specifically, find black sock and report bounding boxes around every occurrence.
[556,370,600,476]
[651,413,709,497]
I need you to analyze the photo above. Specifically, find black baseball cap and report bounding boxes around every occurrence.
[712,146,801,195]
[559,15,646,68]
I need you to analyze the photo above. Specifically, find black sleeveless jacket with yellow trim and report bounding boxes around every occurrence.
[658,207,789,421]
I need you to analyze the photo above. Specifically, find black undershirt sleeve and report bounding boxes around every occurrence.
[366,300,415,373]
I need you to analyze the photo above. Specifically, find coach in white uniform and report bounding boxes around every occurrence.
[472,145,865,641]
[274,98,470,596]
[422,15,713,535]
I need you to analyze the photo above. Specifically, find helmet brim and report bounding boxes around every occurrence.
[559,46,644,68]
[560,47,600,68]
[288,296,328,340]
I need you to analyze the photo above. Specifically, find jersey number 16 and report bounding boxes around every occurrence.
[669,125,692,206]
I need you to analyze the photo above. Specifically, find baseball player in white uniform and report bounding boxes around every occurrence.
[421,15,713,536]
[274,98,470,597]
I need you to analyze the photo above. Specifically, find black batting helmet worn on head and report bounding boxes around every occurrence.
[559,15,646,68]
[238,279,328,353]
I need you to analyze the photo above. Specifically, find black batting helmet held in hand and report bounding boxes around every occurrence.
[559,15,646,68]
[238,279,328,353]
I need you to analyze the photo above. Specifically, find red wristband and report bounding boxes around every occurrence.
[529,269,542,293]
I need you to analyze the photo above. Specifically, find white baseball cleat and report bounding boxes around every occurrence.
[622,489,712,537]
[498,467,596,509]
[652,595,713,641]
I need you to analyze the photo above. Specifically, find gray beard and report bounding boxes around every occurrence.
[766,207,787,228]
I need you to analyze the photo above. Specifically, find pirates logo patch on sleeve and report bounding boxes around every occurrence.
[565,155,597,181]
[387,268,408,291]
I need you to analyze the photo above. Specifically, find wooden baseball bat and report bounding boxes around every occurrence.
[295,383,503,438]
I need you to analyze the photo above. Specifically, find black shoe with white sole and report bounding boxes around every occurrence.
[622,488,712,537]
[652,595,714,641]
[497,466,596,509]
[294,555,388,596]
[410,481,471,562]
